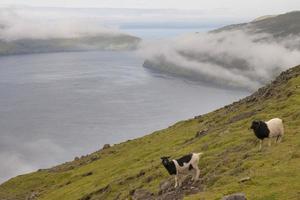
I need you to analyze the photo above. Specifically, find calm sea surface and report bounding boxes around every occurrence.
[0,49,249,183]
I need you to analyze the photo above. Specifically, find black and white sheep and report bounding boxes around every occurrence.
[160,152,203,188]
[250,118,284,150]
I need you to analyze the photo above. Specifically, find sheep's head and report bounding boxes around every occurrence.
[250,120,261,130]
[160,156,170,166]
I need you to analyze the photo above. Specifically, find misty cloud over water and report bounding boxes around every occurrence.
[140,30,300,90]
[0,6,239,41]
[0,7,124,41]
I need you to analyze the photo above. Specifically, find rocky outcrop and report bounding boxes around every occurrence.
[195,129,209,138]
[26,191,39,200]
[221,193,247,200]
[131,189,154,200]
[130,176,203,200]
[225,65,300,110]
[80,184,111,200]
[102,144,111,150]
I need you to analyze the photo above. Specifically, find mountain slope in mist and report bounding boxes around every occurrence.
[142,11,300,90]
[0,65,299,200]
[0,8,141,55]
[214,11,300,38]
[0,34,140,55]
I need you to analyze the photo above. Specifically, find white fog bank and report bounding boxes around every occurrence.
[140,30,300,90]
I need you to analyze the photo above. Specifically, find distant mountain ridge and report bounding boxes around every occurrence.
[214,11,300,38]
[0,33,141,56]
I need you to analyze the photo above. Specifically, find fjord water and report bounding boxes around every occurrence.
[0,50,249,183]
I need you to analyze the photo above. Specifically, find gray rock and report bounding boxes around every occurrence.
[136,169,146,178]
[159,180,172,193]
[157,176,202,200]
[26,191,39,200]
[131,189,154,200]
[157,191,183,200]
[195,129,208,138]
[239,177,251,183]
[102,144,111,150]
[221,193,247,200]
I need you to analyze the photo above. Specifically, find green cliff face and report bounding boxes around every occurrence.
[0,65,300,200]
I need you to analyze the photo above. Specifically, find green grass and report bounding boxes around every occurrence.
[0,66,300,200]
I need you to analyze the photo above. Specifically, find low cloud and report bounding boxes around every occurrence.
[0,7,124,41]
[0,152,34,183]
[0,138,66,183]
[139,30,300,90]
[0,6,242,41]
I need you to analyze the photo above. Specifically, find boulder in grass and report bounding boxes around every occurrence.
[131,189,154,200]
[102,144,111,150]
[221,193,247,200]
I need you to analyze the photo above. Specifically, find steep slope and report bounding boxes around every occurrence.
[0,65,300,200]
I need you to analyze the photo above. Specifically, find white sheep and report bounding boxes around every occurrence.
[250,118,284,150]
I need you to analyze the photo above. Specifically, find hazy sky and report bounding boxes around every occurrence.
[1,0,300,18]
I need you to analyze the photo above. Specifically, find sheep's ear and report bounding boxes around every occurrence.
[258,121,262,126]
[161,157,169,160]
[252,120,261,125]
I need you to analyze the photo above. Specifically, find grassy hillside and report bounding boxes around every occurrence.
[0,65,300,200]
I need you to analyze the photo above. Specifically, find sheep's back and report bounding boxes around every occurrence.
[266,118,284,137]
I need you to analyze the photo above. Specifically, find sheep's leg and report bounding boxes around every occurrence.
[276,135,280,143]
[191,170,195,181]
[175,174,182,187]
[189,164,200,181]
[178,174,182,187]
[276,135,282,143]
[194,167,200,181]
[174,175,178,188]
[279,136,282,143]
[259,139,263,151]
[268,138,272,147]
